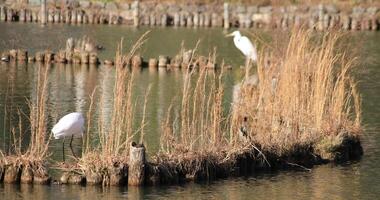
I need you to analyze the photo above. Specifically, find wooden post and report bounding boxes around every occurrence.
[0,6,6,21]
[223,3,230,29]
[132,0,139,27]
[41,0,47,25]
[128,142,146,186]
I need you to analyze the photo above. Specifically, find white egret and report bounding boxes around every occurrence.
[226,30,257,61]
[1,56,9,62]
[226,30,258,80]
[52,112,84,162]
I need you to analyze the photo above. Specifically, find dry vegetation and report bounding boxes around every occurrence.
[233,29,362,156]
[155,28,362,176]
[93,0,378,7]
[0,64,51,183]
[61,33,151,186]
[0,27,363,185]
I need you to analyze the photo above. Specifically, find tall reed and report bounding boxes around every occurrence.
[159,51,228,155]
[77,33,151,182]
[232,28,362,155]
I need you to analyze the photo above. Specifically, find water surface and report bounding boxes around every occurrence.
[0,23,379,199]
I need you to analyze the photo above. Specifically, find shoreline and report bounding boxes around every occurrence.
[0,1,378,31]
[0,133,362,186]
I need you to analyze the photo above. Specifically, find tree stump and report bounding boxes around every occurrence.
[21,166,34,184]
[4,165,21,183]
[128,142,146,186]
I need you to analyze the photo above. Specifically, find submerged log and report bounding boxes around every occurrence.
[128,142,146,186]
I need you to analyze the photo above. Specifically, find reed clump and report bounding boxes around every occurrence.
[153,48,253,182]
[233,28,363,161]
[153,28,363,183]
[59,33,151,186]
[1,64,51,184]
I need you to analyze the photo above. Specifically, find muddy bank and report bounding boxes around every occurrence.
[0,1,379,31]
[0,133,362,186]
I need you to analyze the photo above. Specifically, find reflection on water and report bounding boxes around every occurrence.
[0,23,379,199]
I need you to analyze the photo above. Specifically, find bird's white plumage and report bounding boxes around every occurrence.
[229,31,257,62]
[52,112,84,139]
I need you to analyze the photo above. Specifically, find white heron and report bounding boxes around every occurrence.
[1,56,9,62]
[52,112,85,162]
[226,30,257,62]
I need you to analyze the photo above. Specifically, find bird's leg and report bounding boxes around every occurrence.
[69,135,77,159]
[245,57,250,81]
[62,137,65,162]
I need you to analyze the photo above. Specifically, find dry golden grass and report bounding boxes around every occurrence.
[1,63,51,177]
[158,28,362,171]
[232,28,362,155]
[71,32,151,182]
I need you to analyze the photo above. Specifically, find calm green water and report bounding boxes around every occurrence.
[0,23,379,199]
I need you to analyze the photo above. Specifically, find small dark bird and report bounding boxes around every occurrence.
[238,117,251,142]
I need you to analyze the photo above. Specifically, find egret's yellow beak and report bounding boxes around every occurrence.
[225,33,234,37]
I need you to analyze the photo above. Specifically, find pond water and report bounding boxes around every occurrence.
[0,23,379,199]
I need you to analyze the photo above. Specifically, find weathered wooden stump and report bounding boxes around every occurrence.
[60,172,84,185]
[54,11,60,23]
[0,6,6,22]
[81,52,89,64]
[193,12,199,27]
[148,58,158,68]
[65,51,73,63]
[9,49,17,60]
[85,170,103,185]
[35,52,45,62]
[128,142,146,186]
[89,53,99,64]
[170,55,182,68]
[4,165,21,183]
[174,12,180,26]
[132,55,143,68]
[158,55,168,68]
[17,49,28,61]
[45,52,54,63]
[21,166,34,184]
[56,51,67,63]
[161,14,167,26]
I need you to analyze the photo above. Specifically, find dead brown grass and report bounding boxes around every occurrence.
[67,32,151,185]
[1,63,51,179]
[156,28,362,175]
[232,28,362,155]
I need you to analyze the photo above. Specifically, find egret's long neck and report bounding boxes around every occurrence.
[233,33,241,42]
